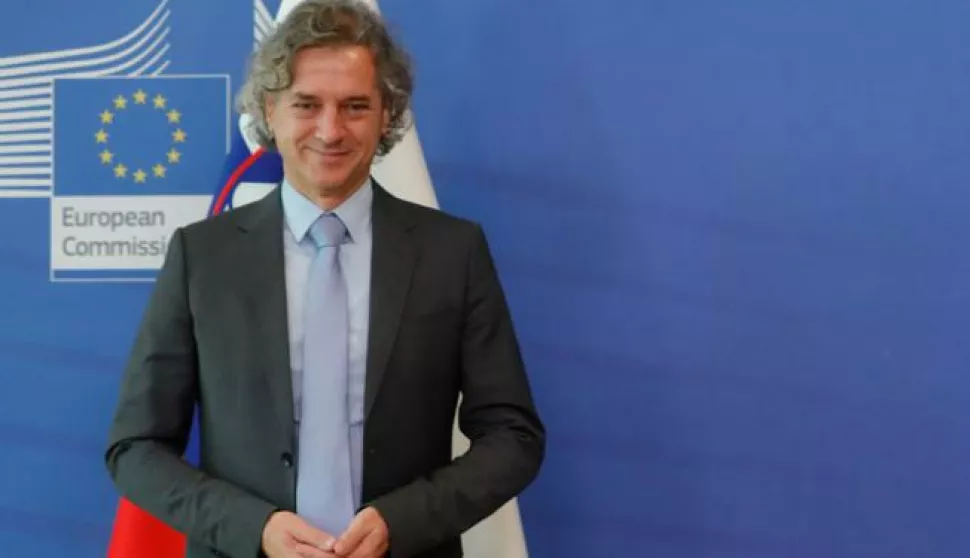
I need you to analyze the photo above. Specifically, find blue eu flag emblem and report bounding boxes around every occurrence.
[53,76,228,196]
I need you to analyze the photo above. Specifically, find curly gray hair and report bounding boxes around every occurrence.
[235,0,414,156]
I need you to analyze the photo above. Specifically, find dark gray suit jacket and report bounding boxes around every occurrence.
[104,182,545,558]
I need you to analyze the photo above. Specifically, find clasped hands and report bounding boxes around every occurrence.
[262,507,389,558]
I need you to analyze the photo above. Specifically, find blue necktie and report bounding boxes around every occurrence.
[297,212,355,534]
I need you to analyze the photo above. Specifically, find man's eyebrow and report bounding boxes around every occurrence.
[289,91,375,104]
[290,91,319,101]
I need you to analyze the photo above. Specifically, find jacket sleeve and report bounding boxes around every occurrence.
[104,227,277,558]
[369,223,546,557]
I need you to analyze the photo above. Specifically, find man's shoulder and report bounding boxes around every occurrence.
[382,188,481,237]
[161,194,278,276]
[178,193,272,242]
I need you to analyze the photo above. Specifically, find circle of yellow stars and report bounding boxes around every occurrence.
[94,89,186,184]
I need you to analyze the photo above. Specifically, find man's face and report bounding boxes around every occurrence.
[265,45,389,204]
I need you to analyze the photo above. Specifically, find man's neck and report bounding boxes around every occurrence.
[288,175,368,212]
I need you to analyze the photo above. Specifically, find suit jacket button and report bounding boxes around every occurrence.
[281,452,294,468]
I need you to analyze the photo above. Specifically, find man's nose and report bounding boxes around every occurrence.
[314,105,346,144]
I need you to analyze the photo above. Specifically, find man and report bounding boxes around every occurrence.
[103,1,545,557]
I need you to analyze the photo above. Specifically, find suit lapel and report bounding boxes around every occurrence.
[365,183,417,419]
[235,187,296,446]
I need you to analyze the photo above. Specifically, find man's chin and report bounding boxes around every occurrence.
[317,176,348,190]
[291,165,366,197]
[307,163,348,181]
[311,177,368,201]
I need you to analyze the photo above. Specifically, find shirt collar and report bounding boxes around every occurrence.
[281,176,373,244]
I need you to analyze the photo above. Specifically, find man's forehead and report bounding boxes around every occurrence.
[293,44,376,70]
[287,88,377,101]
[287,53,378,92]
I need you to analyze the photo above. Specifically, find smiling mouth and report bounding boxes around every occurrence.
[306,148,350,157]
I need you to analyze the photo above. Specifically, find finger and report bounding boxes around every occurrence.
[293,541,336,558]
[333,513,372,556]
[291,520,337,551]
[346,529,386,558]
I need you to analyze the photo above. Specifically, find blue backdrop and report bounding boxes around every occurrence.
[1,0,968,557]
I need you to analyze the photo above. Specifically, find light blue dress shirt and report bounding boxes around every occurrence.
[281,177,372,509]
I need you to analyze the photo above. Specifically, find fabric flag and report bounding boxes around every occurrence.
[106,1,530,556]
[105,498,187,558]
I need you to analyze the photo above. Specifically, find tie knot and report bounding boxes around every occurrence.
[308,213,348,248]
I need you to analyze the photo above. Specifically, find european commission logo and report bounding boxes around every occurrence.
[0,0,282,282]
[50,75,228,281]
[92,88,188,185]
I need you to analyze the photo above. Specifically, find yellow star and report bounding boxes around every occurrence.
[152,163,167,178]
[132,89,148,104]
[99,110,114,124]
[113,163,127,178]
[99,149,113,164]
[153,94,167,109]
[133,169,147,183]
[167,148,181,164]
[113,95,127,110]
[166,109,182,124]
[95,129,108,143]
[172,128,187,142]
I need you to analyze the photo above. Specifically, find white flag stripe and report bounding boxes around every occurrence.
[133,43,171,76]
[0,155,50,166]
[256,0,274,26]
[255,15,271,40]
[256,18,271,39]
[0,110,50,123]
[0,0,176,200]
[0,31,171,91]
[0,122,49,133]
[0,133,50,144]
[369,127,437,207]
[0,179,50,187]
[0,98,51,112]
[0,188,51,197]
[0,145,49,155]
[151,60,170,76]
[0,87,50,101]
[0,182,53,188]
[255,0,272,45]
[255,13,270,33]
[0,11,170,80]
[0,0,170,68]
[0,168,50,176]
[255,6,273,31]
